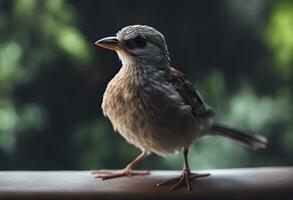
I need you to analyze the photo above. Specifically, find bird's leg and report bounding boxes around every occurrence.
[92,150,149,180]
[157,148,210,191]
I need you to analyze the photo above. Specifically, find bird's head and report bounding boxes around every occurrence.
[95,25,170,66]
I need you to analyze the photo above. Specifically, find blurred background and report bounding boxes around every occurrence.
[0,0,292,171]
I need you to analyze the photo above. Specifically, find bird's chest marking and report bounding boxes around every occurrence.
[102,77,152,133]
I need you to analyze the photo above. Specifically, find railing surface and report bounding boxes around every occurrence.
[0,167,292,200]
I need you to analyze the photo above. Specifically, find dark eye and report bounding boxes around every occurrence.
[133,36,147,47]
[126,35,147,49]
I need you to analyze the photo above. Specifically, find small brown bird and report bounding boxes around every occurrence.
[93,25,267,191]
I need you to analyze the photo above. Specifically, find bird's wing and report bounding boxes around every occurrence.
[168,66,215,118]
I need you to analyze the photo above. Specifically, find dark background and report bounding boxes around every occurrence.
[0,0,292,171]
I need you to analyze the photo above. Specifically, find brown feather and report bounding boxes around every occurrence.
[167,67,215,118]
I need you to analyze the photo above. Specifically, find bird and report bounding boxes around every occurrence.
[93,25,267,191]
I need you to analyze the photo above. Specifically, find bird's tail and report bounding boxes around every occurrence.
[208,123,267,150]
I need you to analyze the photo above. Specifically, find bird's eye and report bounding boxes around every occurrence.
[126,36,147,49]
[133,36,147,48]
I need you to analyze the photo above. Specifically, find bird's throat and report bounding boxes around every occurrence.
[116,50,137,67]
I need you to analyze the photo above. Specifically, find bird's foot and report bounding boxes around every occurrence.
[157,169,210,191]
[92,169,149,180]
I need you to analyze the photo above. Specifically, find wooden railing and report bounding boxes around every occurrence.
[0,167,292,200]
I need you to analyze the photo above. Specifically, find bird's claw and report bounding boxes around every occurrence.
[157,170,210,191]
[92,169,149,180]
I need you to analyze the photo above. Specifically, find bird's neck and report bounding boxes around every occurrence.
[117,50,170,69]
[119,59,169,83]
[116,50,171,82]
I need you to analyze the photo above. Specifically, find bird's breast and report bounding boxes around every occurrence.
[101,68,198,155]
[102,73,156,130]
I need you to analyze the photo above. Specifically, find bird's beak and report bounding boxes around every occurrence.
[95,36,121,51]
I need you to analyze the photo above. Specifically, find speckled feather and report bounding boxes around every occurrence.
[102,62,212,155]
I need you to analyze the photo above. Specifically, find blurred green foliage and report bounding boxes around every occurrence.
[0,0,292,170]
[266,1,293,78]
